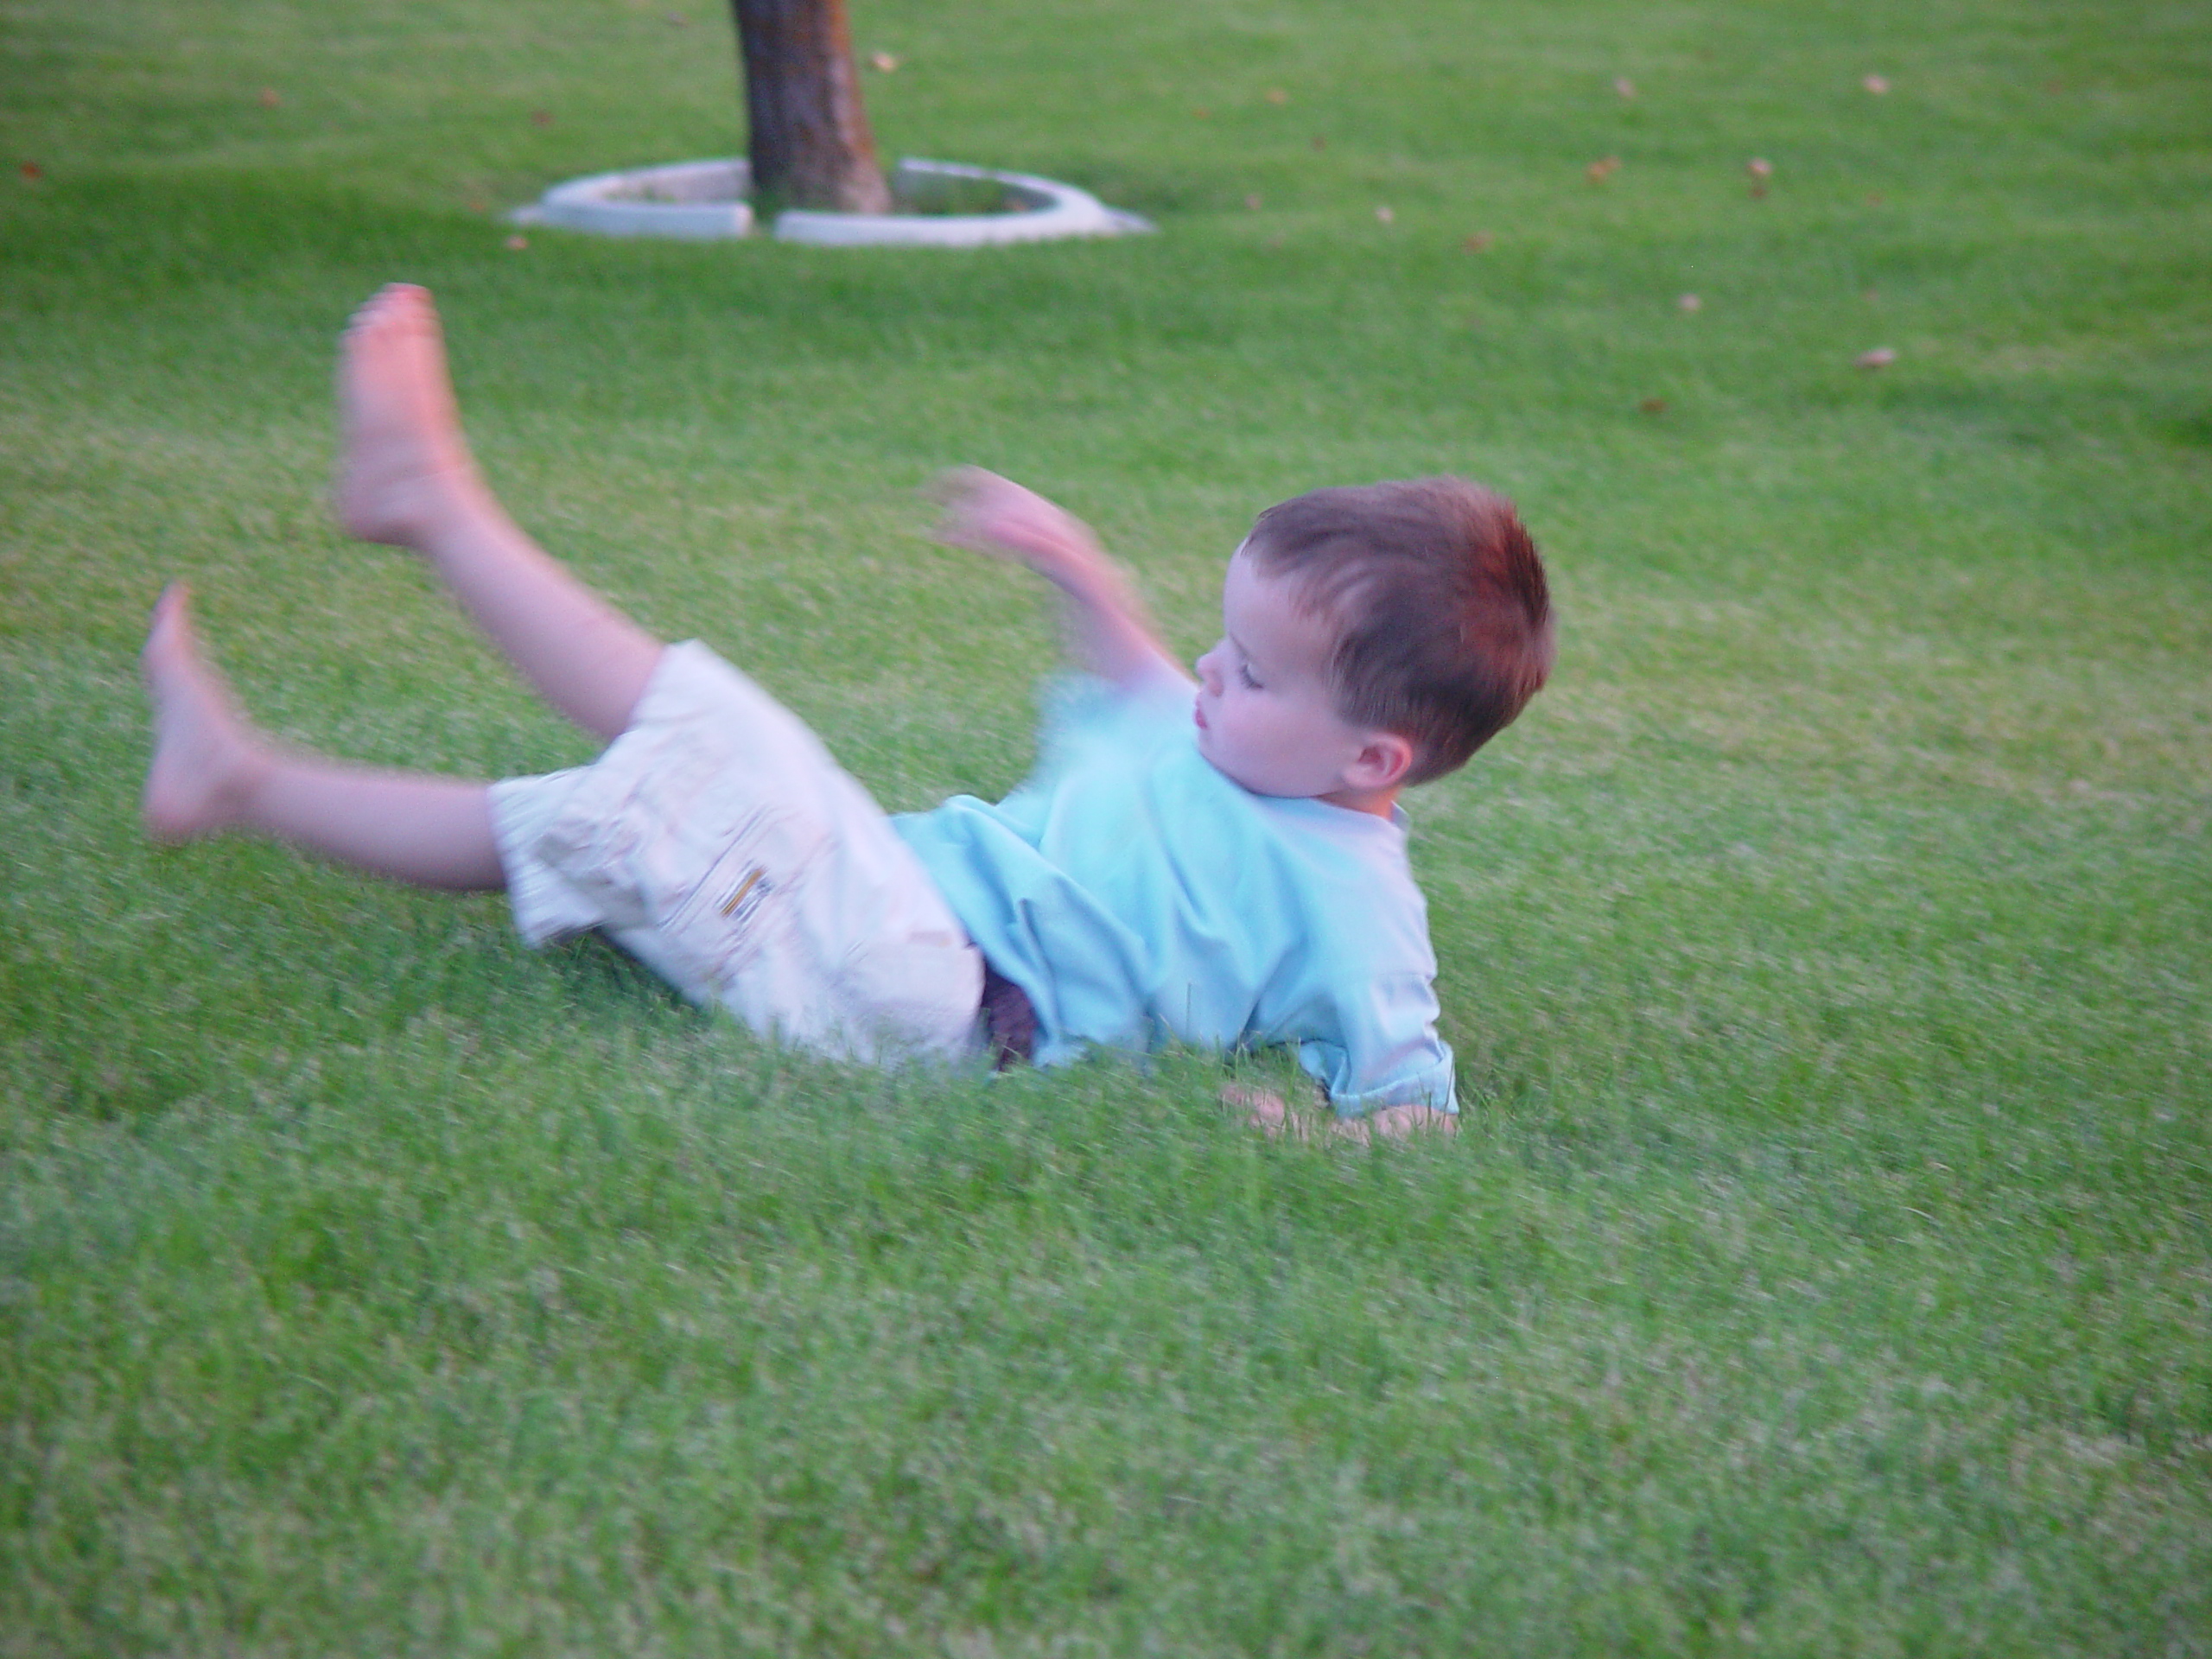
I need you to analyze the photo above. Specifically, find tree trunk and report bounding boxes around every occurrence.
[729,0,892,213]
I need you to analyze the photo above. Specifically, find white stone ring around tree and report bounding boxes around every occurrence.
[511,156,1154,247]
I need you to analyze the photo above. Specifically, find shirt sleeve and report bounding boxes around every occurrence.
[1294,968,1459,1117]
[1302,1040,1459,1117]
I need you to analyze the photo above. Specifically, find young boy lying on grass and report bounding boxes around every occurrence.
[142,284,1552,1139]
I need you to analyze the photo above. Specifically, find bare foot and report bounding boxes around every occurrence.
[332,283,480,547]
[141,585,270,842]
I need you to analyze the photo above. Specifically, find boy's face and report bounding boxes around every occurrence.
[1193,549,1389,802]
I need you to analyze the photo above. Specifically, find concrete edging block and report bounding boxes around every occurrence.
[523,158,756,238]
[513,156,1151,246]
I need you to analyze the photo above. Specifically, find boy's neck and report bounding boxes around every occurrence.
[1319,784,1402,820]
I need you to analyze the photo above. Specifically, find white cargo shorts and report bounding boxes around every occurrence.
[487,641,984,1065]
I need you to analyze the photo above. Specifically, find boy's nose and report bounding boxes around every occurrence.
[1195,645,1224,690]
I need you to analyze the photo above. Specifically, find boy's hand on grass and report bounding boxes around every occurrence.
[933,467,1103,581]
[1364,1104,1458,1141]
[1221,1083,1457,1145]
[1223,1081,1299,1135]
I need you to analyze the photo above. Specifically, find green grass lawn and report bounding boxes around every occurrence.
[3,0,2209,1650]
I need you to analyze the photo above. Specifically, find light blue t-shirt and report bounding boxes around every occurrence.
[891,676,1456,1116]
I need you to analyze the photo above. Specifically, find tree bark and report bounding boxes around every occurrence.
[729,0,892,213]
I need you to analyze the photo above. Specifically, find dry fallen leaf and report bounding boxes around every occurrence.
[1464,231,1493,252]
[870,51,899,72]
[1374,205,1395,224]
[1265,87,1289,105]
[19,161,41,181]
[664,11,687,25]
[1866,191,1885,206]
[1265,232,1286,250]
[1587,156,1622,183]
[531,109,553,127]
[505,233,529,251]
[1194,107,1212,119]
[1747,157,1773,179]
[258,87,282,109]
[1244,193,1262,210]
[1855,346,1897,369]
[1640,397,1669,415]
[1862,73,1891,95]
[1615,76,1637,99]
[1311,135,1326,150]
[1677,292,1702,312]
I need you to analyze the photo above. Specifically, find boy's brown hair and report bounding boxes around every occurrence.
[1246,477,1553,785]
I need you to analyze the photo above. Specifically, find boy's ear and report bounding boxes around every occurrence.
[1344,731,1416,793]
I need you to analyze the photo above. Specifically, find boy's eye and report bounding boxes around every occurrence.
[1237,662,1262,690]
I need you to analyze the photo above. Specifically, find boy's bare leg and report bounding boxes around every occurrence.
[142,586,505,889]
[334,283,662,743]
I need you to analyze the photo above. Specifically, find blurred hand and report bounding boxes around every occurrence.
[933,467,1100,577]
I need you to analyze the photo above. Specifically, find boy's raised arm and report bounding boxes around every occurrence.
[935,468,1192,696]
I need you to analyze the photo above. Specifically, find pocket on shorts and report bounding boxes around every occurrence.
[650,814,819,1001]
